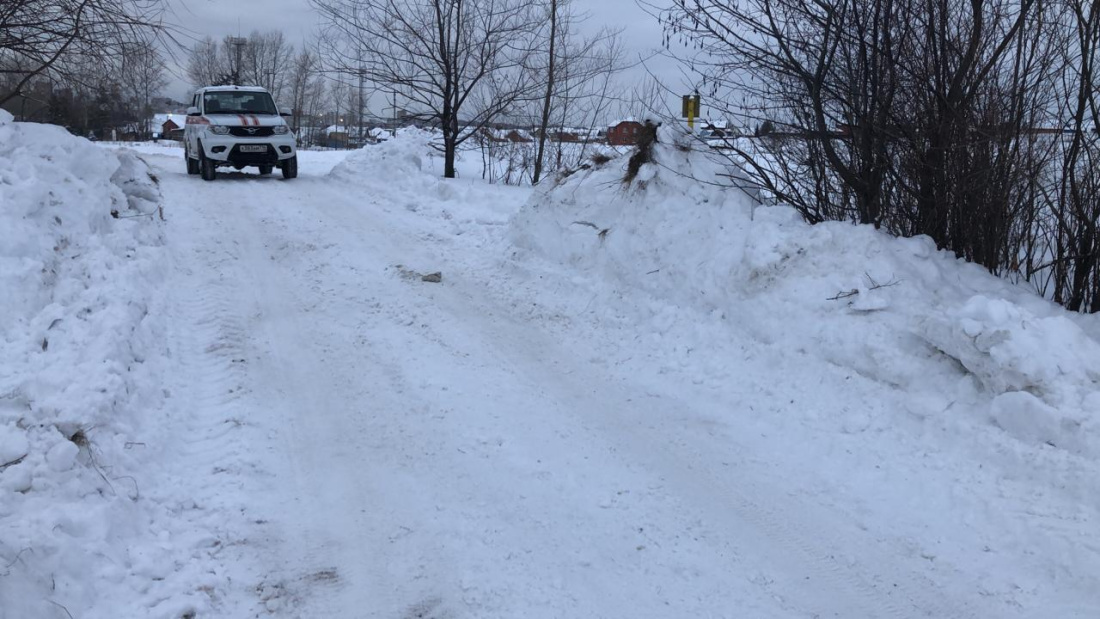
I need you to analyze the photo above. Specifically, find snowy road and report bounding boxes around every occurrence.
[130,145,1096,618]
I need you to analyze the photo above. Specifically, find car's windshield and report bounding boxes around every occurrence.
[203,91,277,115]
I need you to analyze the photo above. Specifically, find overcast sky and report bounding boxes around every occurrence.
[164,0,685,111]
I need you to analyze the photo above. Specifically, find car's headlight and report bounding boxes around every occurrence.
[211,126,229,135]
[273,126,289,135]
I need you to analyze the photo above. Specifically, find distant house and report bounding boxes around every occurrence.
[699,118,731,138]
[480,127,503,142]
[152,114,182,139]
[607,120,644,146]
[115,123,143,141]
[505,129,533,143]
[550,129,582,143]
[481,127,534,143]
[0,80,51,122]
[324,125,354,148]
[161,116,181,137]
[368,127,391,142]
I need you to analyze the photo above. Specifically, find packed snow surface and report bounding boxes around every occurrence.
[2,119,1098,617]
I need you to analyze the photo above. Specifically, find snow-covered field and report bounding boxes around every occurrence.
[2,116,1099,618]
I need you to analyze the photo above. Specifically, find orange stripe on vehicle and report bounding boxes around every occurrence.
[251,115,260,125]
[237,114,247,125]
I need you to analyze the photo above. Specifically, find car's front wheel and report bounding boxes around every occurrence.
[281,156,298,180]
[199,142,217,181]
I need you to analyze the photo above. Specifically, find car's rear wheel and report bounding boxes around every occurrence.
[199,143,217,181]
[185,145,199,175]
[281,156,298,180]
[258,165,273,175]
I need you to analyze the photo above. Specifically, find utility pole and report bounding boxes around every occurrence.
[355,6,365,146]
[229,36,247,84]
[357,53,364,145]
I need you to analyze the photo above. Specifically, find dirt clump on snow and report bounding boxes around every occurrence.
[623,120,659,185]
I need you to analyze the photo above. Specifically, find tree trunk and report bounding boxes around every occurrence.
[444,137,457,178]
[532,0,558,185]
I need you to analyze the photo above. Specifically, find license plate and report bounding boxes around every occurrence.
[240,145,267,153]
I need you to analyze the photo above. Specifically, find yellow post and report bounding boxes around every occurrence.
[682,94,701,131]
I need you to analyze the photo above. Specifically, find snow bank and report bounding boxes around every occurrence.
[0,116,185,616]
[326,128,527,254]
[328,126,434,186]
[509,127,1100,458]
[922,296,1100,451]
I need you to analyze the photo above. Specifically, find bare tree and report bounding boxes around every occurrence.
[655,0,1100,315]
[118,40,166,138]
[530,0,624,184]
[618,76,662,125]
[186,31,293,96]
[1044,0,1100,311]
[287,49,321,135]
[305,73,327,145]
[343,75,365,142]
[532,0,561,185]
[661,0,1056,279]
[658,0,914,224]
[185,36,230,88]
[327,77,351,146]
[0,0,167,106]
[242,30,293,100]
[314,0,540,177]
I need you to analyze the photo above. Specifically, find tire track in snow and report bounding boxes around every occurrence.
[334,207,981,619]
[161,215,275,615]
[262,166,970,618]
[160,171,453,617]
[148,153,980,618]
[159,169,341,616]
[233,207,465,619]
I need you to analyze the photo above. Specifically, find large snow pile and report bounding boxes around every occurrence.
[0,112,195,617]
[510,127,1100,459]
[328,128,527,249]
[505,128,1100,614]
[329,126,435,187]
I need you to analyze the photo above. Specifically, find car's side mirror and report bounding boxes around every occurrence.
[187,106,201,116]
[279,106,293,117]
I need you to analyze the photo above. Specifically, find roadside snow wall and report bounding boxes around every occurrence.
[0,111,189,618]
[328,127,435,187]
[328,127,529,237]
[509,127,1100,459]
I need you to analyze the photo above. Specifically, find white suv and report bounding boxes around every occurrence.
[184,86,298,180]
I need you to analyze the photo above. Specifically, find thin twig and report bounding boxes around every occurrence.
[47,600,75,619]
[0,454,26,471]
[828,273,901,301]
[3,547,32,573]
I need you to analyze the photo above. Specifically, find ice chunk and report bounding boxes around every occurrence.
[0,424,28,464]
[46,440,79,472]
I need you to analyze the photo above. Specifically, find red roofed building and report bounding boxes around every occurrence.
[607,120,644,146]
